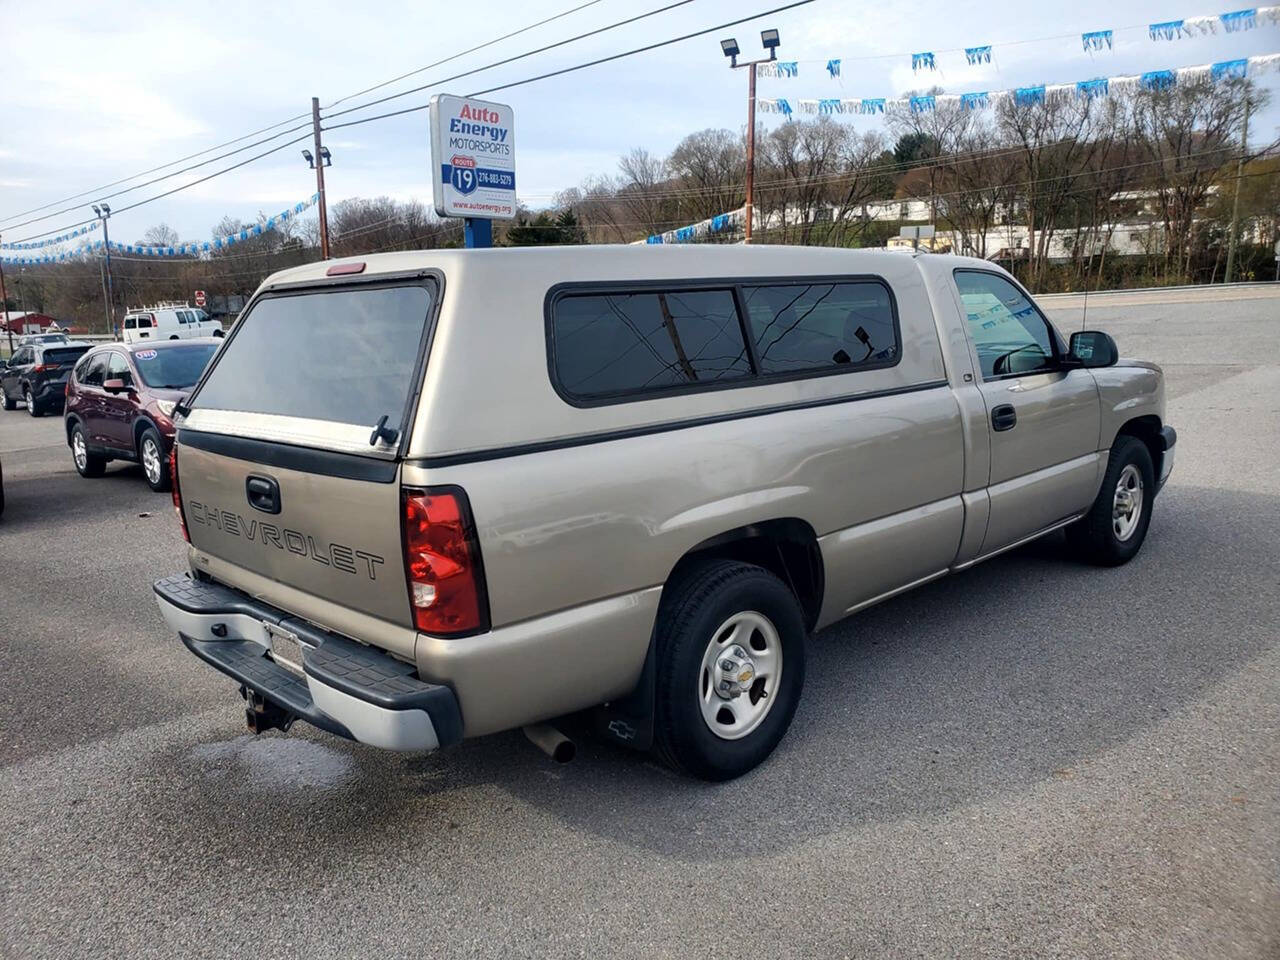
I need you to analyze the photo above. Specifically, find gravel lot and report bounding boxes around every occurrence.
[2,285,1277,959]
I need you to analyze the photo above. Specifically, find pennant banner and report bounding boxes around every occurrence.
[2,194,319,266]
[751,7,1279,79]
[756,61,799,79]
[760,53,1279,120]
[0,221,99,251]
[1082,30,1113,51]
[643,207,746,245]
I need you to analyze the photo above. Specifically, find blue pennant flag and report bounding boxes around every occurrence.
[826,58,841,78]
[646,235,662,244]
[1141,69,1176,90]
[860,97,885,114]
[1082,30,1113,52]
[1149,19,1183,39]
[960,91,989,110]
[965,46,992,65]
[911,52,936,72]
[909,95,936,113]
[779,61,799,78]
[776,98,793,117]
[1015,85,1046,106]
[1220,8,1257,31]
[710,214,730,232]
[1077,77,1109,98]
[1211,58,1248,80]
[818,98,843,114]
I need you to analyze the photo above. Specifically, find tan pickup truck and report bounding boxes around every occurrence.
[154,246,1175,780]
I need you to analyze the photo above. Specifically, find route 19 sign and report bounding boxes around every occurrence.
[429,94,516,220]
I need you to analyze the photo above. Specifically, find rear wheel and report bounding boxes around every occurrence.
[71,424,105,478]
[1066,435,1155,566]
[652,560,806,781]
[24,387,41,417]
[139,427,169,492]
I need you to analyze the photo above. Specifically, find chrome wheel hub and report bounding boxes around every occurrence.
[1112,463,1144,542]
[73,433,87,470]
[142,438,161,484]
[698,610,782,741]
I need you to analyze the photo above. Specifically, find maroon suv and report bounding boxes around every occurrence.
[65,338,219,491]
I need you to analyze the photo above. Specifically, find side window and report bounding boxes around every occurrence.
[107,353,133,387]
[741,281,898,375]
[124,316,137,330]
[137,315,153,329]
[11,347,30,365]
[80,354,107,387]
[178,311,192,324]
[74,354,94,381]
[551,289,752,400]
[955,271,1057,379]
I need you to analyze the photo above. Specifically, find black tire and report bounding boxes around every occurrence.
[1066,435,1155,566]
[138,426,170,492]
[212,329,224,338]
[1,389,14,411]
[24,387,41,417]
[652,560,806,781]
[70,424,106,478]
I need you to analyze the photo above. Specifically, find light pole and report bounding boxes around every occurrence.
[92,203,115,336]
[304,96,333,260]
[0,238,11,353]
[721,28,781,244]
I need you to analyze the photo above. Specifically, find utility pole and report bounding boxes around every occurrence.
[1224,84,1251,285]
[0,241,12,354]
[722,29,782,244]
[311,97,331,259]
[93,204,115,336]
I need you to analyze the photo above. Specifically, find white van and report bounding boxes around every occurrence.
[122,304,223,344]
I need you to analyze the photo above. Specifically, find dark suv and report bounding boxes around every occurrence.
[65,339,219,491]
[1,341,92,416]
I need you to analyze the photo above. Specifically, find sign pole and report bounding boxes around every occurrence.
[464,218,492,249]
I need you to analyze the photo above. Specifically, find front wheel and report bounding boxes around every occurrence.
[652,560,806,781]
[1066,435,1155,566]
[1,389,14,411]
[138,427,170,492]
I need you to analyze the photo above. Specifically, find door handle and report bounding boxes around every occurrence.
[245,475,281,514]
[991,403,1017,432]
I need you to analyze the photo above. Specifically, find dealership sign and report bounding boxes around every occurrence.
[429,95,516,220]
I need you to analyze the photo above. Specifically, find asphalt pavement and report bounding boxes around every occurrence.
[1,286,1277,959]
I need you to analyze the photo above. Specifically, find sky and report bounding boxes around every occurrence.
[1,0,1277,248]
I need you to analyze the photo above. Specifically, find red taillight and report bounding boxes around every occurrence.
[170,448,189,543]
[31,363,51,373]
[402,487,488,636]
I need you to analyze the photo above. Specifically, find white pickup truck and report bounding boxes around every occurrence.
[154,246,1175,780]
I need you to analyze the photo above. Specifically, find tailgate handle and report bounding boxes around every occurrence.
[246,475,281,514]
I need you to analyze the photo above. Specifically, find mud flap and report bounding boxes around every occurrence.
[592,636,656,751]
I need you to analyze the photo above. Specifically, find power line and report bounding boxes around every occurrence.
[326,0,609,108]
[0,112,312,228]
[6,135,313,245]
[0,122,315,234]
[323,0,701,123]
[0,0,622,229]
[324,0,820,132]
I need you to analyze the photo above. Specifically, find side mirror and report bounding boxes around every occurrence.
[103,378,128,394]
[1067,330,1118,368]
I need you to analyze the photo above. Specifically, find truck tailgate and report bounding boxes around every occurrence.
[179,440,410,626]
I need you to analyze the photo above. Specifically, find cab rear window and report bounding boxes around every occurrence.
[191,282,435,433]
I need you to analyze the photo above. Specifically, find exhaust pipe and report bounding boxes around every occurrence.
[523,723,576,763]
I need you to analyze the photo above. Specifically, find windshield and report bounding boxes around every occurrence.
[191,283,434,432]
[133,344,218,389]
